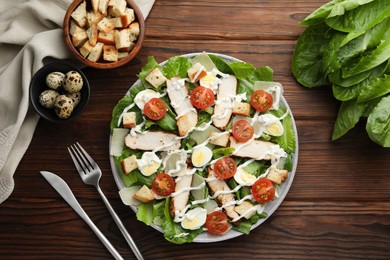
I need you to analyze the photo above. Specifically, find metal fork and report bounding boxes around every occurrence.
[68,142,144,260]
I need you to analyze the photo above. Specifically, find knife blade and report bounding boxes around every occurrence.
[40,171,124,260]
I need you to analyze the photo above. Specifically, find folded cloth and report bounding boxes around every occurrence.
[0,0,155,204]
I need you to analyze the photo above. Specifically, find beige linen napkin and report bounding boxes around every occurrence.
[0,0,155,204]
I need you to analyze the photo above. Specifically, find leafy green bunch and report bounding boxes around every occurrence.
[291,0,390,147]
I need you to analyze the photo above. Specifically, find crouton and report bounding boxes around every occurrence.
[233,102,251,117]
[108,0,127,17]
[109,17,123,28]
[87,11,104,27]
[123,111,137,128]
[128,22,140,41]
[209,131,230,147]
[98,0,110,15]
[87,42,104,62]
[97,17,115,33]
[134,185,155,203]
[103,45,118,62]
[187,62,207,82]
[86,22,98,45]
[71,0,87,27]
[70,20,85,36]
[79,41,94,58]
[97,31,115,45]
[121,155,138,174]
[118,51,129,60]
[234,201,256,219]
[266,166,288,185]
[91,0,100,13]
[71,31,88,48]
[145,67,167,88]
[121,8,135,27]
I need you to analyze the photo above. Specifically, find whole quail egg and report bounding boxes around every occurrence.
[66,92,82,107]
[39,89,59,109]
[54,95,74,119]
[46,72,65,90]
[63,71,83,93]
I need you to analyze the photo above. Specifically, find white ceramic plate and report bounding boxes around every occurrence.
[109,52,299,243]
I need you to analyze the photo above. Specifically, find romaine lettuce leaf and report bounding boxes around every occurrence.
[366,95,390,147]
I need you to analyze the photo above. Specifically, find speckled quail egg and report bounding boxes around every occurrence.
[39,89,59,109]
[63,71,83,93]
[45,72,65,90]
[66,92,81,107]
[54,95,74,119]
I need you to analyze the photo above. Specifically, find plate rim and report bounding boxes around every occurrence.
[109,52,299,243]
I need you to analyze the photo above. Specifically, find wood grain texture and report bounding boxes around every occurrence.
[1,0,389,259]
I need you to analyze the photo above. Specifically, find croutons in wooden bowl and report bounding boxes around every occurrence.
[63,0,145,69]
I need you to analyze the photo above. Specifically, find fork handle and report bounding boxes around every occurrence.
[96,186,144,260]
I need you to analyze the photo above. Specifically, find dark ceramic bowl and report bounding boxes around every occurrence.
[29,61,90,123]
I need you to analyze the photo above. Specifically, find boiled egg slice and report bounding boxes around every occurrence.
[234,168,257,186]
[181,207,207,230]
[199,72,218,92]
[258,114,284,137]
[137,152,161,176]
[134,89,160,110]
[191,146,213,168]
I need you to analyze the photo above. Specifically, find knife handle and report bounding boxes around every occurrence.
[96,186,144,260]
[78,210,124,260]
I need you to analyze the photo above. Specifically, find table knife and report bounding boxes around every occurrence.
[40,171,124,260]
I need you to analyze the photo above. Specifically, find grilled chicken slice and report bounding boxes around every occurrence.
[229,137,276,160]
[125,130,180,151]
[212,75,237,129]
[166,77,198,136]
[207,169,240,220]
[170,173,193,217]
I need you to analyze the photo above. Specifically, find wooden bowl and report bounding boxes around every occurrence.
[63,0,145,69]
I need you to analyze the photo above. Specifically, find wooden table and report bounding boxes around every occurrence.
[1,0,389,259]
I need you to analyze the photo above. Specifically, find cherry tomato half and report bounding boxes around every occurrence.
[190,86,215,110]
[144,98,167,121]
[214,157,237,179]
[232,120,254,142]
[250,90,273,112]
[152,173,175,197]
[251,178,275,203]
[205,211,229,235]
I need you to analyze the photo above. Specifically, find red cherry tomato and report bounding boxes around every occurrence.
[205,211,229,235]
[250,90,273,112]
[144,98,167,120]
[251,178,275,203]
[213,157,237,179]
[152,173,175,197]
[190,86,215,109]
[232,120,254,142]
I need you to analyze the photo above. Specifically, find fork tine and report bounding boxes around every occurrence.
[74,142,97,170]
[68,146,85,174]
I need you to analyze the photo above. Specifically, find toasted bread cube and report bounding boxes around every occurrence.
[121,155,138,174]
[109,17,123,28]
[79,41,94,58]
[98,31,115,45]
[122,111,137,128]
[71,0,87,28]
[87,42,104,62]
[87,11,104,27]
[98,0,110,15]
[98,17,115,33]
[266,166,288,185]
[209,131,230,147]
[114,29,135,51]
[118,52,129,60]
[134,185,155,203]
[91,0,100,13]
[233,102,251,117]
[86,23,98,46]
[128,22,140,41]
[103,45,118,62]
[187,62,207,82]
[234,201,256,219]
[145,67,167,88]
[70,20,85,36]
[72,31,88,48]
[108,0,127,17]
[121,8,135,27]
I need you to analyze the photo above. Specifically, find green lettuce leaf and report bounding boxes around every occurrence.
[366,95,390,147]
